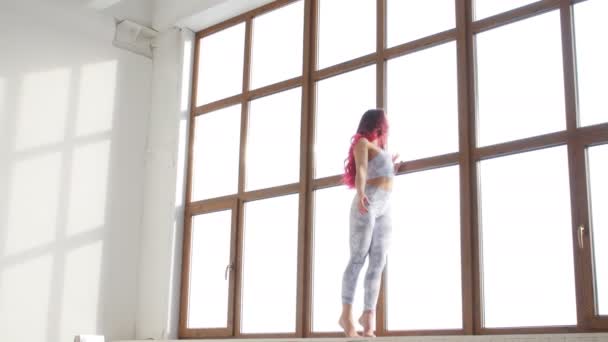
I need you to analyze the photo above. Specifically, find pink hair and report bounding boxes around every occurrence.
[343,109,389,188]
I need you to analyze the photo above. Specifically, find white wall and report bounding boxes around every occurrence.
[0,0,152,341]
[133,1,279,339]
[135,27,194,340]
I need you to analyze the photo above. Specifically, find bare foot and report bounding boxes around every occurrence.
[339,315,360,337]
[358,311,375,337]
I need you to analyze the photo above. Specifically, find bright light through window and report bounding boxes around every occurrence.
[573,0,608,127]
[387,166,462,330]
[188,210,233,329]
[315,66,376,179]
[318,0,376,69]
[387,0,455,47]
[475,0,539,20]
[476,11,565,146]
[246,88,301,191]
[251,1,304,89]
[479,146,577,327]
[588,144,608,315]
[388,42,458,161]
[196,24,245,105]
[191,105,241,201]
[241,195,299,333]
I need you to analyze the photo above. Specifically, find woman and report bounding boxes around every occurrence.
[339,109,400,337]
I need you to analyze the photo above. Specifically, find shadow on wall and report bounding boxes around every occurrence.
[0,4,151,342]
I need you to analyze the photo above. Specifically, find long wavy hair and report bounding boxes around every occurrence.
[343,109,389,188]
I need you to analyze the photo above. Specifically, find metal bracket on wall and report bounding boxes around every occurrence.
[113,19,158,59]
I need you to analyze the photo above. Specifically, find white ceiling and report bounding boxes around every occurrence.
[90,0,276,33]
[88,0,154,28]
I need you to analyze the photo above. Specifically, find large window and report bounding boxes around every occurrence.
[180,0,608,338]
[479,147,576,327]
[387,42,458,160]
[187,210,234,330]
[315,66,376,178]
[246,88,301,190]
[476,11,565,147]
[317,0,375,69]
[588,145,608,316]
[191,105,241,201]
[241,195,299,333]
[387,166,462,331]
[195,23,245,106]
[573,0,608,127]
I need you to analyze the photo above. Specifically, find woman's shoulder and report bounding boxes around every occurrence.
[355,137,370,146]
[354,137,371,152]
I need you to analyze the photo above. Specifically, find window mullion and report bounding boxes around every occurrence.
[456,0,479,334]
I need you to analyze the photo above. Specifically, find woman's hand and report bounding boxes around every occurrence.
[358,193,369,214]
[392,153,403,173]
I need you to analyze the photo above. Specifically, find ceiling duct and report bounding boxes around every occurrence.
[113,19,157,58]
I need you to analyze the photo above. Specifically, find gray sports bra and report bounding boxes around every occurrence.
[367,149,394,180]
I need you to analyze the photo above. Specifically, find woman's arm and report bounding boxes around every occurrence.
[354,138,369,213]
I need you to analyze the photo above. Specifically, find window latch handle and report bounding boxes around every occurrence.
[225,263,233,280]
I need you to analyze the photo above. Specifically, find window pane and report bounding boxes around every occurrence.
[192,105,241,201]
[388,42,458,160]
[251,1,304,89]
[574,0,608,127]
[188,210,232,328]
[196,23,245,106]
[312,186,366,332]
[246,88,301,190]
[241,194,299,333]
[476,12,565,147]
[315,66,376,179]
[475,0,538,20]
[387,166,462,330]
[318,0,376,69]
[588,144,608,315]
[479,146,576,327]
[387,0,455,47]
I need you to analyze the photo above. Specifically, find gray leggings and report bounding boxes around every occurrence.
[342,185,392,311]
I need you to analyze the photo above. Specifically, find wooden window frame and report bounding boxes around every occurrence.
[180,0,608,338]
[180,198,239,338]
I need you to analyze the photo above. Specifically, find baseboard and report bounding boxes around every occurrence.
[115,332,608,342]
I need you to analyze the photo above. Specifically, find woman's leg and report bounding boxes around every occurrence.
[340,200,375,336]
[359,205,392,336]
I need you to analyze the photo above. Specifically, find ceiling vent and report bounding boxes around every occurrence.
[113,19,157,58]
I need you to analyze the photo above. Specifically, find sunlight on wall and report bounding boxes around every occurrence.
[167,35,194,337]
[0,255,53,342]
[6,152,62,254]
[66,140,111,236]
[59,240,103,342]
[75,61,117,137]
[176,37,193,208]
[180,40,193,113]
[175,120,188,209]
[16,69,70,151]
